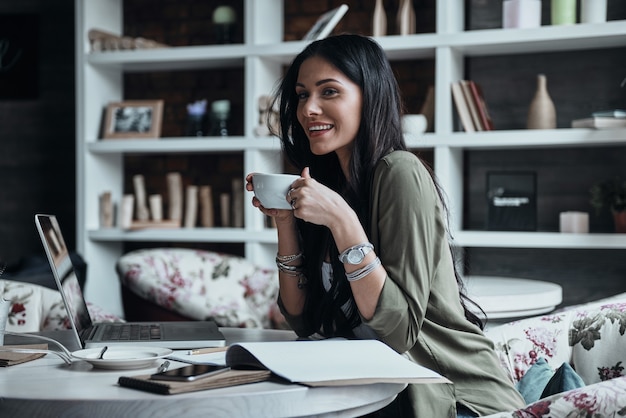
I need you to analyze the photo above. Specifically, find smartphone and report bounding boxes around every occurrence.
[150,364,231,382]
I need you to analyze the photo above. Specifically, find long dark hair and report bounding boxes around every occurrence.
[271,34,484,335]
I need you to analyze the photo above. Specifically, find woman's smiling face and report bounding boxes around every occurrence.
[295,56,363,164]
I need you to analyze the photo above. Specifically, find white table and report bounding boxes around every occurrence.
[1,328,405,418]
[463,276,563,321]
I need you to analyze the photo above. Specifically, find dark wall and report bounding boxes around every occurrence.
[1,0,624,307]
[0,0,75,269]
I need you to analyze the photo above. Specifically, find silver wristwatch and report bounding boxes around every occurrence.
[339,243,374,265]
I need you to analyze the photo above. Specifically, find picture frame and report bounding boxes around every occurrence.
[102,100,164,139]
[486,171,537,231]
[303,4,349,41]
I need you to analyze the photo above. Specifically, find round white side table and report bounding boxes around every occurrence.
[463,276,563,321]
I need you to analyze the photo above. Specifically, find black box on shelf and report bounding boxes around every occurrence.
[486,171,537,231]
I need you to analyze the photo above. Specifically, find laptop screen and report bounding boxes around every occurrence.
[35,214,93,339]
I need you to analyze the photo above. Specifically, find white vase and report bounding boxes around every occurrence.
[581,0,607,23]
[372,0,387,37]
[527,74,556,129]
[397,0,415,36]
[502,0,541,29]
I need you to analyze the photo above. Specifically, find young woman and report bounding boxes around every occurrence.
[246,34,525,417]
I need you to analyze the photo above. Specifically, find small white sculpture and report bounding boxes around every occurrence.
[254,95,280,137]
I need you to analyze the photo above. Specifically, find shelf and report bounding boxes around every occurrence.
[88,227,278,243]
[86,21,626,72]
[87,137,282,154]
[412,128,626,150]
[452,20,626,56]
[77,1,625,317]
[87,44,253,72]
[452,231,626,249]
[88,129,626,155]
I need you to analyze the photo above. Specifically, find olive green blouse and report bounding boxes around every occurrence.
[281,151,525,417]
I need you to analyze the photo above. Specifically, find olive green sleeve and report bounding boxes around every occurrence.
[363,152,449,353]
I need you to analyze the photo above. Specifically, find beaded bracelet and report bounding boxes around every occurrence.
[345,257,381,282]
[276,252,303,264]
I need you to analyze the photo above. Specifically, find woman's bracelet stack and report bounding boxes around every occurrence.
[276,252,307,289]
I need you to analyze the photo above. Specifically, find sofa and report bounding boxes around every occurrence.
[3,254,626,416]
[115,248,286,329]
[482,292,626,417]
[1,278,119,333]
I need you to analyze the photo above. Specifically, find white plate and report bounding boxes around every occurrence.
[72,346,173,370]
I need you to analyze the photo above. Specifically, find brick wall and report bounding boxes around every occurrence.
[121,0,437,212]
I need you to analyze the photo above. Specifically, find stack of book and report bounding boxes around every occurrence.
[571,110,626,129]
[451,80,494,132]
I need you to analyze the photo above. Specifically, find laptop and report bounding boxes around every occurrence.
[34,214,226,349]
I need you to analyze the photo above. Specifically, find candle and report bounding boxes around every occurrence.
[559,211,589,233]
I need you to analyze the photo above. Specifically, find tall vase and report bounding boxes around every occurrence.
[397,0,415,36]
[527,74,556,129]
[613,210,626,233]
[372,0,387,37]
[551,0,576,25]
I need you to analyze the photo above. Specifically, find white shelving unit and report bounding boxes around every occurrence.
[76,0,626,316]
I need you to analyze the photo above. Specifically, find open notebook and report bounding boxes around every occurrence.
[34,214,225,349]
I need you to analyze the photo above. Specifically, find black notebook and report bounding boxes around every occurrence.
[118,369,271,395]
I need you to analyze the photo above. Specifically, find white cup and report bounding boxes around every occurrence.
[0,298,10,346]
[252,173,300,210]
[401,114,427,136]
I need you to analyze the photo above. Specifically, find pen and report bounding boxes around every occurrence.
[157,360,170,373]
[187,346,229,356]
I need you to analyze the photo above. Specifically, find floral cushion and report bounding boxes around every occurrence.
[570,302,626,384]
[1,279,120,333]
[116,248,282,328]
[485,311,576,382]
[482,375,626,418]
[485,294,626,415]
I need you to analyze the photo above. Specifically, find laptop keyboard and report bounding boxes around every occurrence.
[101,324,162,341]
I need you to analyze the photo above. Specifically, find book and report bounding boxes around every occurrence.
[571,117,626,129]
[118,369,272,395]
[460,80,485,131]
[591,109,626,118]
[419,85,435,132]
[451,81,476,132]
[303,4,349,41]
[0,344,47,366]
[467,80,495,131]
[224,339,448,387]
[119,339,448,394]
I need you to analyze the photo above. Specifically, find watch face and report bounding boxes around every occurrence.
[347,249,363,264]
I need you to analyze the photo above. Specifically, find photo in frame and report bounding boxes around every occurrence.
[102,100,164,139]
[303,4,349,41]
[486,171,537,231]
